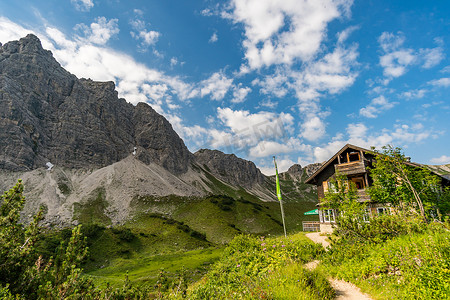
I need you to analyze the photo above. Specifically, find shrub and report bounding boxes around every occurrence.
[322,224,450,299]
[188,233,331,299]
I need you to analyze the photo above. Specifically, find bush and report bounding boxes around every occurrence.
[112,228,135,242]
[188,233,331,299]
[322,224,450,299]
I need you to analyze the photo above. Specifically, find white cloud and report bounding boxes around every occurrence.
[252,40,358,142]
[430,155,450,164]
[74,17,119,45]
[379,49,416,78]
[292,43,359,101]
[0,17,35,42]
[428,77,450,87]
[71,0,93,12]
[129,11,160,51]
[252,70,289,98]
[378,32,445,79]
[259,99,277,109]
[300,116,326,141]
[312,122,435,163]
[166,114,210,147]
[347,123,367,139]
[420,47,445,69]
[217,107,293,135]
[231,85,251,103]
[359,95,396,118]
[259,155,310,175]
[200,71,233,100]
[131,30,160,47]
[170,57,178,66]
[440,66,450,73]
[400,89,427,99]
[223,0,353,69]
[249,141,293,158]
[209,32,218,43]
[313,140,347,163]
[208,107,294,153]
[223,2,359,147]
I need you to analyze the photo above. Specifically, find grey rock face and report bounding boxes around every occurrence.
[133,103,193,174]
[194,149,265,188]
[304,163,322,177]
[287,164,302,176]
[0,34,191,174]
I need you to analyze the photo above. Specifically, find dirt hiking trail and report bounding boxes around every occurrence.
[305,233,373,300]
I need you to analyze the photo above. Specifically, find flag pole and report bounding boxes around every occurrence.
[273,156,287,237]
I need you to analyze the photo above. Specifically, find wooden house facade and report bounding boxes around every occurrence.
[305,144,450,233]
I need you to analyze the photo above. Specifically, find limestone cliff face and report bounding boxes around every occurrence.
[194,149,266,188]
[0,34,192,174]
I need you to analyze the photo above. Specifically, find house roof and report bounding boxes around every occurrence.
[305,144,371,185]
[305,143,448,185]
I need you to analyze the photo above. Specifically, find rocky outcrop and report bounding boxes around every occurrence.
[133,103,192,174]
[194,149,266,188]
[304,163,322,177]
[0,34,192,174]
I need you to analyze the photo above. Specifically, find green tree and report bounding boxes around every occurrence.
[0,180,44,296]
[322,174,370,242]
[0,180,98,299]
[368,145,448,221]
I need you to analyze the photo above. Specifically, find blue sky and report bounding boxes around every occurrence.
[0,0,449,174]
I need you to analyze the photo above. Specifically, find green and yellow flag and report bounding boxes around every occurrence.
[273,156,287,237]
[274,157,282,201]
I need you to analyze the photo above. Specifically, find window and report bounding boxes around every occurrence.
[328,181,337,193]
[377,207,390,215]
[362,208,371,222]
[348,151,360,162]
[323,209,335,223]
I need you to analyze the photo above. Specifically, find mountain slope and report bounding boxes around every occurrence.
[0,35,319,233]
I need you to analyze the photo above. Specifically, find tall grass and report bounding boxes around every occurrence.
[186,233,335,299]
[321,224,450,299]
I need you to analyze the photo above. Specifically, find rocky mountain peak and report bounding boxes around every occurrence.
[194,149,266,188]
[0,35,191,174]
[287,164,302,176]
[1,34,47,56]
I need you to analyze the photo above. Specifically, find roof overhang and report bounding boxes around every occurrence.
[305,144,372,185]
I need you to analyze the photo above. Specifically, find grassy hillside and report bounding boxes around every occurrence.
[67,188,320,288]
[34,165,322,291]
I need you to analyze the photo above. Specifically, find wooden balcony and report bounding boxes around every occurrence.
[334,160,367,175]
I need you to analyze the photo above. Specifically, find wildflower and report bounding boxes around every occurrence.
[261,243,266,247]
[281,245,285,247]
[272,245,276,248]
[237,264,241,267]
[263,248,266,251]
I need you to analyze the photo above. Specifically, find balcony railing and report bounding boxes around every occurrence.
[334,160,367,175]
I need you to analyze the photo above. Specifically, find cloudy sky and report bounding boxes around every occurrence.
[1,0,449,174]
